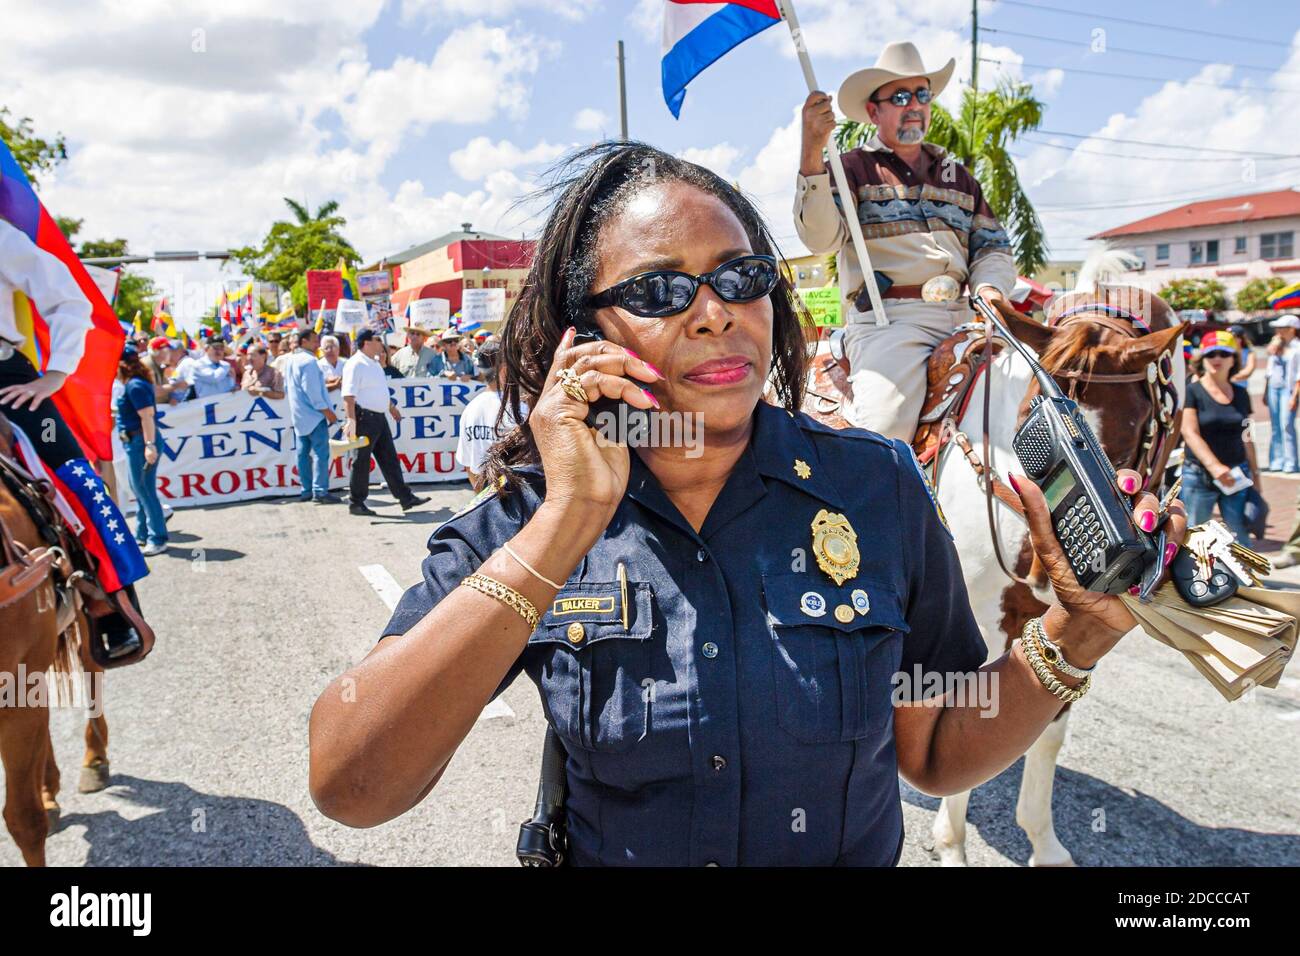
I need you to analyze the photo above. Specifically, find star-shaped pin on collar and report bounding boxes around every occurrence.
[793,459,812,480]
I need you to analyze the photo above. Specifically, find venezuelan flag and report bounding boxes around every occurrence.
[1269,280,1300,311]
[0,140,123,461]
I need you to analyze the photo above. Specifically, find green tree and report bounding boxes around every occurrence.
[0,106,67,187]
[1158,278,1228,312]
[56,216,83,241]
[232,198,360,311]
[1234,276,1287,314]
[834,81,1047,275]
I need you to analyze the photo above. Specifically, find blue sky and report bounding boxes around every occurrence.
[5,0,1299,326]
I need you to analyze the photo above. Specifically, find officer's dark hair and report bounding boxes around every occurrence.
[483,140,810,494]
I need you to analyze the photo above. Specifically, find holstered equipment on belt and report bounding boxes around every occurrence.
[516,725,569,867]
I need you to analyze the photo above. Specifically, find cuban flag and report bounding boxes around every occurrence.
[48,460,148,591]
[662,1,782,118]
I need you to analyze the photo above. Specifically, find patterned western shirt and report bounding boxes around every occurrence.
[793,135,1016,315]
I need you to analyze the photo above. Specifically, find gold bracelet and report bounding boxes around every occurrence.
[461,573,540,629]
[1020,620,1091,703]
[501,541,564,590]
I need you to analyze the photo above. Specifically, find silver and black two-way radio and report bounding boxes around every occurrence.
[970,295,1157,594]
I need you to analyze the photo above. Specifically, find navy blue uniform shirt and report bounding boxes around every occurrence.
[382,401,986,865]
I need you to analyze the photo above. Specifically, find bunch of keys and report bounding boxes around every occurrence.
[1167,520,1271,607]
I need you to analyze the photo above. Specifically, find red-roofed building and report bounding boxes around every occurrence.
[1089,188,1300,308]
[367,223,536,331]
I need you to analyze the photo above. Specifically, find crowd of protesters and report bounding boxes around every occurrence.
[115,318,511,539]
[126,320,495,406]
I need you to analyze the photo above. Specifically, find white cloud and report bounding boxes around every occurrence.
[449,137,569,181]
[1030,68,1065,100]
[573,107,612,133]
[1017,52,1300,261]
[401,0,599,22]
[0,4,559,328]
[337,23,555,148]
[678,144,741,181]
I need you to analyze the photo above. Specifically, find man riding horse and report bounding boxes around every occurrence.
[794,40,1017,442]
[0,215,154,663]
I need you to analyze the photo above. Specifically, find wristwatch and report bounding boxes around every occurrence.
[1034,618,1095,680]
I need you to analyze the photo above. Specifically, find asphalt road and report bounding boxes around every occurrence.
[3,479,1298,867]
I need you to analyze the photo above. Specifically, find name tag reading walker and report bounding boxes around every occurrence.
[551,595,618,618]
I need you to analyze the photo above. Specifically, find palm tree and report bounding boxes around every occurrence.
[833,81,1047,276]
[283,198,343,225]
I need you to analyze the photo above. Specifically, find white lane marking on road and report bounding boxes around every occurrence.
[359,564,405,610]
[358,564,515,722]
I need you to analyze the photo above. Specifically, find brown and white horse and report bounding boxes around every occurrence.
[805,251,1185,865]
[0,419,111,866]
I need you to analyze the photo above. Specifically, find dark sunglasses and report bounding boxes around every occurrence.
[871,86,932,107]
[587,254,780,318]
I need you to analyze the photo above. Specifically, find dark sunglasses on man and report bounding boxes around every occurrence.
[871,86,932,107]
[587,254,780,318]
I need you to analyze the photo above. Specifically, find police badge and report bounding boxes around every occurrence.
[810,509,860,586]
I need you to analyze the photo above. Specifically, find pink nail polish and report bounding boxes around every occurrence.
[1128,585,1140,595]
[1139,510,1157,532]
[644,360,664,378]
[643,388,660,409]
[1008,473,1020,493]
[1121,475,1138,493]
[1164,542,1178,567]
[624,347,639,359]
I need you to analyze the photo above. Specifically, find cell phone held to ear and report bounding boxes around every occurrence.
[571,323,654,436]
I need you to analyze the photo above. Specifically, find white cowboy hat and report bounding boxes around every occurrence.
[836,41,956,124]
[1270,314,1300,328]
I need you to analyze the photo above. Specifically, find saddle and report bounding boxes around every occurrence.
[806,323,1004,464]
[0,418,154,668]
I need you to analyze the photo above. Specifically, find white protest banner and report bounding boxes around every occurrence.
[151,377,487,507]
[334,298,368,332]
[461,287,505,326]
[407,297,450,330]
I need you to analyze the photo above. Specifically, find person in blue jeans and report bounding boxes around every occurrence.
[285,328,341,503]
[1264,314,1299,472]
[116,345,169,555]
[1179,330,1258,545]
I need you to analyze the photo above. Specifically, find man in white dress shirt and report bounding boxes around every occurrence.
[341,328,429,517]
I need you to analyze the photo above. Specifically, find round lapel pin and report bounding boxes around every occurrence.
[799,591,827,618]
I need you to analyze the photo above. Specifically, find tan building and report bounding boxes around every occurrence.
[1090,188,1300,317]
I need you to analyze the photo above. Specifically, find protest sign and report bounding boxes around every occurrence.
[305,270,343,309]
[147,377,485,507]
[797,285,843,327]
[334,299,368,332]
[357,270,392,296]
[407,297,450,330]
[461,287,506,326]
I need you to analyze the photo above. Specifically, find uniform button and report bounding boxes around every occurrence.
[696,549,708,562]
[702,642,719,659]
[566,622,585,644]
[711,755,727,772]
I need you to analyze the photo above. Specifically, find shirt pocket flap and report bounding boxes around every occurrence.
[530,580,654,649]
[762,572,909,635]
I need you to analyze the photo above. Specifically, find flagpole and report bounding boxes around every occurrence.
[776,0,888,326]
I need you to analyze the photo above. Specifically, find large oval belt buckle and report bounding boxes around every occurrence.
[921,275,960,303]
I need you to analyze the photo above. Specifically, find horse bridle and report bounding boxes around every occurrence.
[1046,303,1180,482]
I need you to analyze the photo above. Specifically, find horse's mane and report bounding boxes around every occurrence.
[1038,321,1103,378]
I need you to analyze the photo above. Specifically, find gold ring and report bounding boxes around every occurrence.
[557,367,587,403]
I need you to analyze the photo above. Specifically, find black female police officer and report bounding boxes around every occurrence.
[308,143,1186,865]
